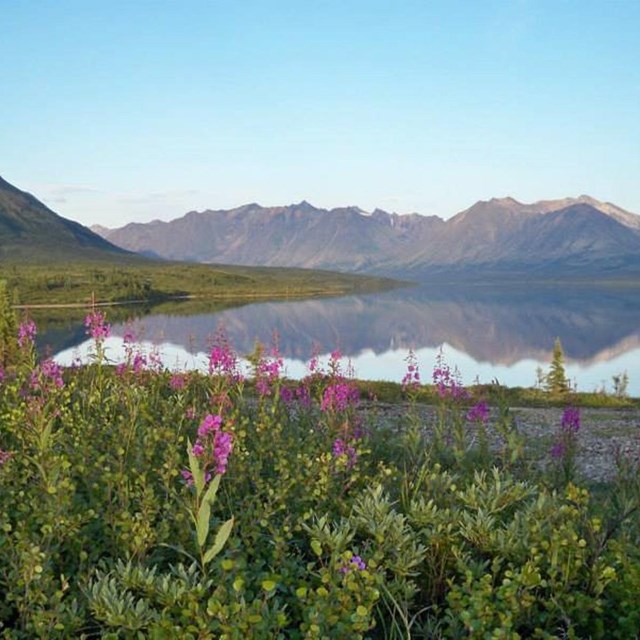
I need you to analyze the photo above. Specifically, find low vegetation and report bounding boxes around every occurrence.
[1,310,640,639]
[0,261,400,307]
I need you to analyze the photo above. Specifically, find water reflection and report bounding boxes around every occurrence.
[41,284,640,394]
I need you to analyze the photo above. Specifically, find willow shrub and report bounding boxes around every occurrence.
[0,318,639,638]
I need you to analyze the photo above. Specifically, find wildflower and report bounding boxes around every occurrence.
[208,329,242,382]
[402,349,421,390]
[132,352,147,375]
[561,406,580,433]
[549,406,581,482]
[332,437,358,468]
[321,382,359,413]
[0,365,4,383]
[191,414,233,476]
[18,319,37,348]
[295,384,312,409]
[279,386,294,404]
[339,554,367,574]
[432,350,467,399]
[550,441,566,460]
[197,413,222,437]
[170,373,187,391]
[0,449,13,466]
[30,359,65,391]
[181,468,212,487]
[84,310,111,341]
[255,351,283,397]
[467,401,490,425]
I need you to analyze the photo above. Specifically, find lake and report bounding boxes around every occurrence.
[35,283,640,395]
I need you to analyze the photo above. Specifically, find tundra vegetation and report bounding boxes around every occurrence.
[1,261,398,307]
[1,304,640,639]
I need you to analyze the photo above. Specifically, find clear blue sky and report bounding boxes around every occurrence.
[2,0,639,227]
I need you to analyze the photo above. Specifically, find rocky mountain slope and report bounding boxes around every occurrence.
[95,195,640,278]
[0,176,131,262]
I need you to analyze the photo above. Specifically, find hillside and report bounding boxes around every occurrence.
[96,196,640,279]
[0,175,131,262]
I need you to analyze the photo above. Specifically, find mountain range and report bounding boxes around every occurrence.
[2,173,640,279]
[94,195,640,279]
[0,175,129,262]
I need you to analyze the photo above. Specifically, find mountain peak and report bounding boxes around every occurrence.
[0,176,132,261]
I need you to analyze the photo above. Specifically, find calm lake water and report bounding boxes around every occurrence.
[37,283,640,395]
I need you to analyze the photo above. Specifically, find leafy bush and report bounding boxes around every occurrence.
[0,316,639,638]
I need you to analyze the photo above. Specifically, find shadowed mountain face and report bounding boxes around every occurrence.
[0,176,130,261]
[96,196,640,278]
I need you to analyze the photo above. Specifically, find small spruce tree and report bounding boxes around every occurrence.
[545,337,570,395]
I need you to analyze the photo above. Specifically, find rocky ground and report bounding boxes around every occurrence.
[366,403,640,484]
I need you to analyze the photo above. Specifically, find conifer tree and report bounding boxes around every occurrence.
[545,337,569,395]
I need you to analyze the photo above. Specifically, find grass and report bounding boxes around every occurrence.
[2,259,403,307]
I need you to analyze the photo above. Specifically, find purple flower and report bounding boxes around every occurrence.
[30,359,65,391]
[0,449,13,466]
[402,350,421,390]
[213,431,233,474]
[332,437,358,469]
[192,442,205,457]
[279,386,294,404]
[550,441,566,460]
[197,414,222,437]
[85,310,111,341]
[467,401,490,425]
[255,353,284,397]
[432,351,467,399]
[208,331,241,381]
[561,407,580,433]
[18,319,37,348]
[170,373,187,391]
[321,382,359,413]
[191,414,234,476]
[340,554,367,574]
[132,352,147,374]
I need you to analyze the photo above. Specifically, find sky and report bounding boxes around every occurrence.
[2,0,640,228]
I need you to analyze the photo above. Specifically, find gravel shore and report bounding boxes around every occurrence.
[367,403,640,484]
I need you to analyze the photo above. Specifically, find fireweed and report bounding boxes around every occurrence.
[17,319,37,349]
[84,309,111,364]
[467,400,491,461]
[431,349,469,462]
[207,328,244,414]
[551,406,581,484]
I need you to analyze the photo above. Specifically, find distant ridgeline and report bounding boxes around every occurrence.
[94,195,640,279]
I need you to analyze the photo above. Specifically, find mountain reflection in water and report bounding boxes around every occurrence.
[45,284,640,394]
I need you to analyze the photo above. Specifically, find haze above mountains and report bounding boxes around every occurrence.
[94,194,640,279]
[2,175,640,280]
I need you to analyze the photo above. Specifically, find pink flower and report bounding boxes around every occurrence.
[321,382,359,413]
[191,414,233,476]
[402,350,421,390]
[339,554,366,574]
[84,310,111,341]
[18,319,37,348]
[197,414,222,437]
[170,373,187,391]
[467,401,490,425]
